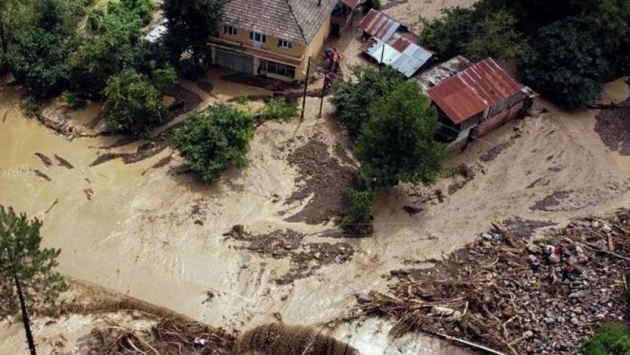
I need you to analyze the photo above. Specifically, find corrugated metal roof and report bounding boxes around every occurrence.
[427,58,527,124]
[359,10,433,78]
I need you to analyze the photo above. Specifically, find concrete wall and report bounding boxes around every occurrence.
[217,26,306,59]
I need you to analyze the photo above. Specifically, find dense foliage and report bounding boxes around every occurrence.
[163,0,225,77]
[355,81,444,188]
[257,98,298,121]
[103,67,176,133]
[0,205,67,319]
[330,66,404,140]
[341,188,373,236]
[583,324,630,355]
[172,105,255,181]
[518,19,609,109]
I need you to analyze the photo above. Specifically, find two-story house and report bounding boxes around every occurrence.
[209,0,341,82]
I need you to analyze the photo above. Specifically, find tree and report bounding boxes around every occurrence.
[102,67,176,133]
[419,7,476,60]
[583,324,630,355]
[0,205,67,355]
[466,10,523,60]
[355,81,444,189]
[171,105,255,181]
[163,0,225,76]
[518,18,609,109]
[0,0,34,62]
[341,188,373,236]
[331,66,404,140]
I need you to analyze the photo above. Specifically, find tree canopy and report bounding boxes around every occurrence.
[518,18,609,109]
[420,7,476,60]
[172,105,255,181]
[0,205,67,353]
[355,81,444,188]
[163,0,225,77]
[341,188,374,236]
[330,66,404,140]
[583,324,630,355]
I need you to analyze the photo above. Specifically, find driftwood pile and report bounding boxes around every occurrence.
[355,210,630,354]
[82,319,235,355]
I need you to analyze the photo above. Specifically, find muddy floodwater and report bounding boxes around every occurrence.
[1,76,629,354]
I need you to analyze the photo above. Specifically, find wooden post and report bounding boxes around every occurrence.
[300,57,311,120]
[318,79,326,118]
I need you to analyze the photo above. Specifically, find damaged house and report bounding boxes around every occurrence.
[426,58,536,143]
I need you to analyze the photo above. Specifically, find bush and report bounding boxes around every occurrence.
[341,188,373,236]
[258,98,298,121]
[583,324,630,355]
[62,91,85,108]
[518,18,609,109]
[102,67,175,133]
[420,7,476,60]
[171,105,255,181]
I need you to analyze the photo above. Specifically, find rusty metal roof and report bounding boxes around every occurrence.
[426,58,526,124]
[359,10,433,77]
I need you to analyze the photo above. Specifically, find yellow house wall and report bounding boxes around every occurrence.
[214,19,331,81]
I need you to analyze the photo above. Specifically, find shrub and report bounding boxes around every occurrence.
[258,98,298,121]
[62,91,85,108]
[583,324,630,355]
[341,188,374,236]
[171,105,255,181]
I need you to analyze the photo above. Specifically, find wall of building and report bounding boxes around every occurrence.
[475,100,525,137]
[217,26,307,58]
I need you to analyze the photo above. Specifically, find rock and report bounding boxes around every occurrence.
[450,310,463,321]
[592,221,601,228]
[482,232,494,241]
[571,317,579,326]
[403,204,423,216]
[577,253,589,263]
[548,253,561,264]
[544,317,555,324]
[575,245,584,254]
[569,291,585,299]
[503,306,515,317]
[356,293,373,304]
[595,314,606,320]
[523,330,534,338]
[527,244,540,253]
[431,306,455,317]
[574,306,583,314]
[601,224,612,233]
[556,316,566,323]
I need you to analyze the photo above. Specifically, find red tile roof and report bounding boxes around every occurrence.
[427,58,526,124]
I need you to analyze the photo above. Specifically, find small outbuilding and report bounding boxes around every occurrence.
[358,9,434,78]
[426,57,536,143]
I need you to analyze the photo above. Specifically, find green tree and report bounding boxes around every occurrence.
[0,0,34,62]
[355,81,444,189]
[518,18,609,109]
[466,10,523,60]
[163,0,225,77]
[0,205,67,355]
[102,67,176,133]
[341,188,373,236]
[331,66,404,140]
[419,7,475,60]
[172,105,255,181]
[583,324,630,355]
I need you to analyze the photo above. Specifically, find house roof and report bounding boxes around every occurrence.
[359,9,434,77]
[426,58,527,124]
[223,0,338,45]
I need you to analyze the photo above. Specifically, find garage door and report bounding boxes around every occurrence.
[215,49,254,74]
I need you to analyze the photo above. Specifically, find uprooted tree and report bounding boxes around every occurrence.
[172,104,255,181]
[355,81,445,189]
[0,205,67,355]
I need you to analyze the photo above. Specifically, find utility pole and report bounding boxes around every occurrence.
[300,57,311,120]
[318,75,327,118]
[7,248,37,355]
[379,41,385,72]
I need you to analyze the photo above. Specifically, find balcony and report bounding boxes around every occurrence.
[209,37,304,67]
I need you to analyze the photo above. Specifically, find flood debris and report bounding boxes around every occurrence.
[34,169,51,181]
[167,84,203,116]
[34,152,53,167]
[90,142,169,166]
[195,80,213,94]
[480,133,520,163]
[225,227,354,284]
[284,139,359,224]
[45,198,59,213]
[594,98,630,155]
[236,323,358,355]
[530,190,574,211]
[54,154,74,169]
[84,188,94,201]
[354,209,630,355]
[80,319,234,355]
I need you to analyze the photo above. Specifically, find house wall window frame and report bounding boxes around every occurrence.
[259,59,296,79]
[277,39,292,49]
[223,25,238,36]
[249,31,267,43]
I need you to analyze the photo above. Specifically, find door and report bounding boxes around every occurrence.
[215,49,254,74]
[250,31,266,49]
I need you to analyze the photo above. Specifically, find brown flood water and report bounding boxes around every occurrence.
[1,75,629,354]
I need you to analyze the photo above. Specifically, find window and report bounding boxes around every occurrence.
[259,60,296,79]
[249,31,266,43]
[277,39,292,49]
[223,25,237,36]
